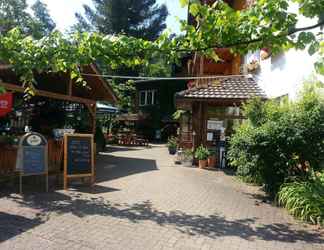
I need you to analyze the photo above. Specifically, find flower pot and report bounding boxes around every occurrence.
[168,147,177,155]
[198,159,207,169]
[208,155,216,168]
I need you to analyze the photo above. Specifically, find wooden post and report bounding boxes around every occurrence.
[201,103,208,146]
[92,104,97,135]
[63,135,68,190]
[85,103,97,135]
[19,173,22,194]
[67,78,73,96]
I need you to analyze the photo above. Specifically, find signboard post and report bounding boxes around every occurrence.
[17,132,48,194]
[64,134,95,190]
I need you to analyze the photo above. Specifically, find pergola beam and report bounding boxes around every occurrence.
[0,82,96,105]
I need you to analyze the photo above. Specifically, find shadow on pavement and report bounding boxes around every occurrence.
[0,154,158,194]
[104,145,146,153]
[0,212,43,243]
[7,194,324,244]
[95,155,159,182]
[1,152,322,245]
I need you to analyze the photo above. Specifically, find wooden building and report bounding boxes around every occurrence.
[176,76,266,149]
[175,0,266,167]
[0,64,117,177]
[134,79,187,140]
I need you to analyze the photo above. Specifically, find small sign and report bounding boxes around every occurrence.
[0,93,13,117]
[207,120,223,130]
[207,132,213,141]
[64,134,94,189]
[17,132,48,193]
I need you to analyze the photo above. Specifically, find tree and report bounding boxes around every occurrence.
[73,0,169,111]
[0,0,33,35]
[31,0,56,39]
[74,0,168,41]
[0,0,55,38]
[0,0,324,96]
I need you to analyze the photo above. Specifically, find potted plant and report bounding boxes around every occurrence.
[167,136,177,155]
[183,149,193,167]
[195,145,210,169]
[208,149,217,168]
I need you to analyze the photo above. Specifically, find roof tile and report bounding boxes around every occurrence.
[176,76,267,100]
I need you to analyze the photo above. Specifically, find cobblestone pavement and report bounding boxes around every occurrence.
[0,144,323,250]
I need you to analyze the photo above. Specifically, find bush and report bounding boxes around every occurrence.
[183,149,193,161]
[195,145,210,160]
[167,136,177,149]
[228,81,324,195]
[278,172,324,225]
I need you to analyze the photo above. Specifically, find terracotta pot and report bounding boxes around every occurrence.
[208,156,216,168]
[198,159,207,169]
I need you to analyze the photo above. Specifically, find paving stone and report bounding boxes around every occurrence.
[0,144,323,250]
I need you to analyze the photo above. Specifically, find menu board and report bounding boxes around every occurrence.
[65,135,93,175]
[17,132,48,193]
[18,132,48,176]
[23,147,46,174]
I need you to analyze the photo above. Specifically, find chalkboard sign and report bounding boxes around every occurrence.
[19,132,48,175]
[64,134,94,189]
[23,146,46,174]
[17,132,48,193]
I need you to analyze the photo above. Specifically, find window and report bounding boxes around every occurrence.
[139,91,146,106]
[139,90,156,106]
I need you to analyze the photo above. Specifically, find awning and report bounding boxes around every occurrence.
[96,103,119,114]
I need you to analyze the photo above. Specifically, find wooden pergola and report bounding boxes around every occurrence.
[0,64,118,133]
[0,64,118,177]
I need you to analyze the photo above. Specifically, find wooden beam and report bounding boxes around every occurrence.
[0,82,96,105]
[85,103,97,135]
[68,78,73,96]
[88,64,118,104]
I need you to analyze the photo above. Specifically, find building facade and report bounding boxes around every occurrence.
[175,0,267,167]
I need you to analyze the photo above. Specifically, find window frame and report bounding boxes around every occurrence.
[138,89,157,106]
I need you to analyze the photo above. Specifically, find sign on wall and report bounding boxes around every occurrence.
[17,132,48,193]
[64,134,94,190]
[0,93,13,117]
[207,120,224,130]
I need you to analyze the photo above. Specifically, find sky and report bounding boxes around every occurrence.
[26,0,187,34]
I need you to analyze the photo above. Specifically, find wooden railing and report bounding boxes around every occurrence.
[0,139,64,177]
[0,145,18,176]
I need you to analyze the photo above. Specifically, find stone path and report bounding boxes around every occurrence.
[0,144,323,250]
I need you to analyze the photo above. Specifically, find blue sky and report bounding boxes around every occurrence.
[26,0,187,34]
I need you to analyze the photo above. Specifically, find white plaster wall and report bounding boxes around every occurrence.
[246,3,322,99]
[253,49,318,99]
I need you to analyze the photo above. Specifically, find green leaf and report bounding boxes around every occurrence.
[179,0,189,8]
[189,3,200,16]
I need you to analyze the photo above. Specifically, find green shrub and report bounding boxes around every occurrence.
[278,172,324,225]
[195,145,210,160]
[167,136,177,149]
[228,81,324,195]
[183,149,193,160]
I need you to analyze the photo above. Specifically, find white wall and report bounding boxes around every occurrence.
[250,49,318,99]
[246,4,322,99]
